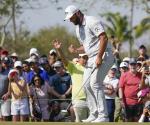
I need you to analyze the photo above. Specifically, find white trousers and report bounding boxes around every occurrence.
[83,49,114,119]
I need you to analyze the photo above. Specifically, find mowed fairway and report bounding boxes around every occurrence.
[0,122,149,125]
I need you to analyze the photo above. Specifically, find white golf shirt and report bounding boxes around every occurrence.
[103,75,119,99]
[76,15,111,58]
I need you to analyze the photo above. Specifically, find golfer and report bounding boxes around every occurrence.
[64,5,114,122]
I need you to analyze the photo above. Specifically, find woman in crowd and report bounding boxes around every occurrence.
[2,69,30,121]
[29,74,52,121]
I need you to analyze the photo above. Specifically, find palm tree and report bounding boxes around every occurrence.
[102,12,131,52]
[134,17,150,38]
[102,12,150,56]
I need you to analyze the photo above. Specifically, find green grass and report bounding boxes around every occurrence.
[0,122,149,125]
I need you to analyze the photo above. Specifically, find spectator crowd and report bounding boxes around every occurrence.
[0,43,149,122]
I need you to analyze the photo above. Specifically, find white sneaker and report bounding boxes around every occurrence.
[82,116,97,122]
[91,117,109,122]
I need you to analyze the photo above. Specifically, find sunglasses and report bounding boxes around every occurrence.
[34,78,40,82]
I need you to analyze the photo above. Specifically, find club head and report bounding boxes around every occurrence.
[61,109,68,116]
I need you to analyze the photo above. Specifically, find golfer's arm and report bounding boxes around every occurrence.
[76,45,85,54]
[56,48,68,67]
[97,32,108,59]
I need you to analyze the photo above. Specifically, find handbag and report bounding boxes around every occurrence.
[32,87,42,120]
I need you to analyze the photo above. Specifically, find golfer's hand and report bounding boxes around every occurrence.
[52,39,61,49]
[95,56,103,68]
[68,44,76,53]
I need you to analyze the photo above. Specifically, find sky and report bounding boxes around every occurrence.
[17,0,149,49]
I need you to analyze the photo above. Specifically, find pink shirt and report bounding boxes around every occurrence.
[119,71,142,105]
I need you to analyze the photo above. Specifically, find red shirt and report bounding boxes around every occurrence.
[119,71,142,105]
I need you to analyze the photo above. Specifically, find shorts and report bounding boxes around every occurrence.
[11,98,30,115]
[125,104,143,120]
[0,99,11,117]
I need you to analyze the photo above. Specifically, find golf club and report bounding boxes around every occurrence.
[61,65,97,114]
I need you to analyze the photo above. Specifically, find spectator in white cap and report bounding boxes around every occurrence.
[119,61,129,74]
[29,48,39,57]
[10,52,18,63]
[29,48,39,62]
[14,61,24,80]
[64,4,114,122]
[114,61,129,122]
[103,65,119,122]
[48,49,57,66]
[122,57,130,64]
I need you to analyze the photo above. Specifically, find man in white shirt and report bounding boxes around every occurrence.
[103,65,119,122]
[64,5,114,122]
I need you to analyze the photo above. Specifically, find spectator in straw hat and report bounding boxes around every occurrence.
[10,52,18,63]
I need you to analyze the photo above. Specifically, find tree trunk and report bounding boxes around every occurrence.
[128,0,135,57]
[12,0,17,45]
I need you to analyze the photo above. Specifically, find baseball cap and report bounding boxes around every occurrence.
[14,61,22,68]
[29,48,39,57]
[39,58,48,65]
[8,69,19,78]
[139,44,146,49]
[72,58,79,64]
[79,53,87,57]
[53,61,63,67]
[120,62,129,68]
[49,49,57,55]
[110,65,118,70]
[123,57,130,62]
[1,50,8,56]
[64,5,79,20]
[129,58,137,64]
[1,57,10,64]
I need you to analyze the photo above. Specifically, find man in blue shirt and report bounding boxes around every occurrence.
[27,60,49,85]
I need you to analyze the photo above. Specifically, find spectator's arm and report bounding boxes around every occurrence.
[51,87,61,98]
[64,85,72,97]
[140,70,149,89]
[2,80,11,100]
[16,80,26,92]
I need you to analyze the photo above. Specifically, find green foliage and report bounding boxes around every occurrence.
[134,17,150,38]
[102,12,131,43]
[3,26,79,60]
